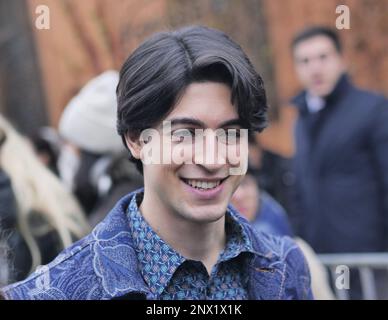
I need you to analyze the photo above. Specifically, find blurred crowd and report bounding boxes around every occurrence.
[0,70,143,287]
[0,25,387,300]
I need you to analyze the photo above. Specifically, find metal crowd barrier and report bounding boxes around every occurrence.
[318,253,388,300]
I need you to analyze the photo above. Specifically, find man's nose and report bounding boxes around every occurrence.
[194,130,227,171]
[309,56,325,73]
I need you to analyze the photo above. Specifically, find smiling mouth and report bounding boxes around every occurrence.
[181,177,228,191]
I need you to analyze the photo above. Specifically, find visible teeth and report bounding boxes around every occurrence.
[186,179,221,190]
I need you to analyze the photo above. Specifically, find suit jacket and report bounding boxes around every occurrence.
[290,74,388,253]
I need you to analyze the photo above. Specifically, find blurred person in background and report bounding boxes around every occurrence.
[0,129,21,283]
[248,134,294,213]
[88,150,143,228]
[0,115,89,282]
[231,166,335,300]
[57,70,140,217]
[290,26,388,254]
[231,164,294,237]
[290,26,388,298]
[30,127,62,176]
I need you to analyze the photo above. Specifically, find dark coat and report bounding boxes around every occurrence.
[290,74,388,253]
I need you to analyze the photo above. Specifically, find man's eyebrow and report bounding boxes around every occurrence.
[218,118,243,128]
[168,118,206,128]
[166,117,243,128]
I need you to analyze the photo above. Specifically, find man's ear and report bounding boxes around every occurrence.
[124,133,142,159]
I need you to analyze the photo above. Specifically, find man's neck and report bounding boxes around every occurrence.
[305,91,325,113]
[139,192,226,275]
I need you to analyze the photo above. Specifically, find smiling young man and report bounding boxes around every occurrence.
[1,26,312,300]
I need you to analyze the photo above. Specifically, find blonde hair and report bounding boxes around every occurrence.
[0,115,90,273]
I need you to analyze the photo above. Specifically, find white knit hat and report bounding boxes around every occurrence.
[59,70,124,154]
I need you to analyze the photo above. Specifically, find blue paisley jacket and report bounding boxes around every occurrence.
[2,190,313,300]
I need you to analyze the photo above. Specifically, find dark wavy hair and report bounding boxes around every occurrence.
[116,25,268,173]
[291,26,342,53]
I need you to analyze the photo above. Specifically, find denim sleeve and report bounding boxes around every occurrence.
[282,237,314,300]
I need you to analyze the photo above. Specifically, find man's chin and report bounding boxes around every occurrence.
[182,204,228,224]
[310,84,333,97]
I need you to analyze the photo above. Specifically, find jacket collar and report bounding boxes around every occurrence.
[93,189,285,300]
[291,73,352,115]
[91,189,152,299]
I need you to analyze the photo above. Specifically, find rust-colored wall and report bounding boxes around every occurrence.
[27,0,169,128]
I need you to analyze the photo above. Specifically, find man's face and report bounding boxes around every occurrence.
[293,35,346,97]
[138,82,247,224]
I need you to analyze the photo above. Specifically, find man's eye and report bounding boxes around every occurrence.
[232,129,241,138]
[217,129,241,144]
[319,54,328,61]
[299,58,309,65]
[171,129,194,142]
